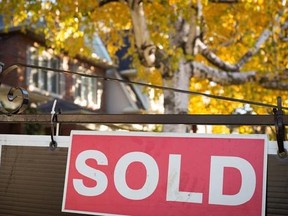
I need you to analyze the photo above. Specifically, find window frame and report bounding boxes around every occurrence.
[26,46,65,98]
[73,65,103,110]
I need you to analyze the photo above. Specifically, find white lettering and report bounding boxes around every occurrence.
[73,150,108,196]
[166,154,203,203]
[114,152,159,200]
[209,156,256,206]
[72,150,258,207]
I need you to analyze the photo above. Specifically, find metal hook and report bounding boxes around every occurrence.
[273,96,287,158]
[50,99,58,151]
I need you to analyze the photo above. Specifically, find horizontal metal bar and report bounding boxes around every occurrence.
[0,114,285,125]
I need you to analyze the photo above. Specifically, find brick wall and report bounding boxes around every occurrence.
[0,30,107,134]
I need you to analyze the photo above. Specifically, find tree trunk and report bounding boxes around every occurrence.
[163,59,191,132]
[99,0,288,133]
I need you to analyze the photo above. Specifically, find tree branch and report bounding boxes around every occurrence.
[184,5,198,55]
[126,0,172,77]
[237,30,271,68]
[194,1,286,72]
[196,39,240,72]
[98,0,123,7]
[190,61,255,84]
[259,74,288,90]
[99,0,288,91]
[190,61,288,90]
[127,0,154,66]
[238,1,286,67]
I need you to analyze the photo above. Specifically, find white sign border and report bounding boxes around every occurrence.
[61,131,269,216]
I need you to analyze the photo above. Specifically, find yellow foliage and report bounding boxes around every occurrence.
[0,0,287,134]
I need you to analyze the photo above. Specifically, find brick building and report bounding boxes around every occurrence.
[0,24,149,134]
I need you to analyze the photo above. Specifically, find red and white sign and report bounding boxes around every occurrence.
[62,131,267,216]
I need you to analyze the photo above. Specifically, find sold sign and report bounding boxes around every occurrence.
[62,132,267,216]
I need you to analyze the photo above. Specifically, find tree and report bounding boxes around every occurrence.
[0,0,287,132]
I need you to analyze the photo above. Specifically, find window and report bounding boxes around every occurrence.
[73,65,103,110]
[26,46,65,97]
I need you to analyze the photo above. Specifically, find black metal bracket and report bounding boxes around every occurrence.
[50,100,58,151]
[273,96,287,158]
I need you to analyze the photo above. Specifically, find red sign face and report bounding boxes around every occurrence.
[62,132,267,216]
